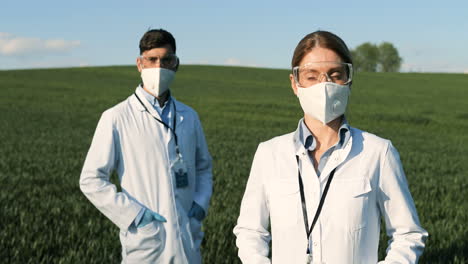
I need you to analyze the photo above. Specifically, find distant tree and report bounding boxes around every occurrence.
[351,42,379,72]
[378,42,402,72]
[351,42,403,73]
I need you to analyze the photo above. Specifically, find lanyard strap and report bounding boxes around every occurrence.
[134,92,180,153]
[296,155,336,254]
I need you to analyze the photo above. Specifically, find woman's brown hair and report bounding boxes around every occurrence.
[291,31,353,68]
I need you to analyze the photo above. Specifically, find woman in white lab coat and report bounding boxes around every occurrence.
[233,31,428,264]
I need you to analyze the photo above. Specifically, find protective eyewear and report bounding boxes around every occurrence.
[293,62,353,87]
[140,54,179,68]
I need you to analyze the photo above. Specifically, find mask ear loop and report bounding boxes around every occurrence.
[139,60,146,88]
[138,55,146,71]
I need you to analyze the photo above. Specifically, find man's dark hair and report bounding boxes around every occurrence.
[139,29,176,55]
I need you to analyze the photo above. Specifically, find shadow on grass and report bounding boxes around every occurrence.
[421,238,468,263]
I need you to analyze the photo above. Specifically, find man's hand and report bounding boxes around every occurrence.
[188,202,206,221]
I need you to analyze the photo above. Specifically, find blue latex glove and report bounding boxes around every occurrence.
[137,209,167,228]
[188,202,206,221]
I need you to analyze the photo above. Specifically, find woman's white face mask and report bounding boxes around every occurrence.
[140,67,175,96]
[297,82,350,125]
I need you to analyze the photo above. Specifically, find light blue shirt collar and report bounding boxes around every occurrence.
[137,85,173,126]
[299,116,350,151]
[137,85,171,112]
[299,116,351,177]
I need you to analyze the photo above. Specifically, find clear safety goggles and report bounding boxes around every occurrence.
[139,54,179,69]
[293,62,353,87]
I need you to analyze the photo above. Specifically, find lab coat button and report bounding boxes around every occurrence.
[313,242,318,247]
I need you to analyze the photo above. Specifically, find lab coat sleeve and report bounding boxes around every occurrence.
[233,143,271,264]
[79,110,142,232]
[377,141,428,264]
[192,116,213,214]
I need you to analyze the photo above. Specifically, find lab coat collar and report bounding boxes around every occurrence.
[131,86,186,126]
[132,86,152,112]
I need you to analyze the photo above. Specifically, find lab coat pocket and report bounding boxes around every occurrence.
[123,221,166,261]
[189,217,204,249]
[333,177,372,231]
[269,180,300,227]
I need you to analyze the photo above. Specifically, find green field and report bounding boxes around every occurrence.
[1,65,467,263]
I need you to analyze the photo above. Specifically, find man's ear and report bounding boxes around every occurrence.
[136,57,143,72]
[290,73,298,96]
[174,57,180,72]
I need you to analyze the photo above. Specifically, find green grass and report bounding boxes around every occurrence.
[1,65,467,263]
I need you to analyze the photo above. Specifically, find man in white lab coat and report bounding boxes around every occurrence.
[80,29,213,263]
[233,31,428,263]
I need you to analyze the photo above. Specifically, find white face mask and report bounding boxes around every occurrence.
[140,67,175,96]
[297,82,350,125]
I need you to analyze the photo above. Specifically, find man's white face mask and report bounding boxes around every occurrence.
[297,82,350,125]
[141,68,175,96]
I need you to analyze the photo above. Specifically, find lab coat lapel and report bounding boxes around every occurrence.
[171,98,186,158]
[293,126,321,227]
[133,87,161,119]
[132,88,178,153]
[172,98,185,131]
[320,130,354,183]
[130,87,147,112]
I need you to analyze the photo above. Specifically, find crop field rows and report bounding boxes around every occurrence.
[1,65,467,263]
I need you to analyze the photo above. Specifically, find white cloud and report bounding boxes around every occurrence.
[401,62,468,73]
[185,59,211,65]
[0,32,81,56]
[0,56,91,70]
[44,39,80,51]
[28,59,90,69]
[0,32,13,38]
[224,57,241,66]
[223,57,259,68]
[185,57,261,68]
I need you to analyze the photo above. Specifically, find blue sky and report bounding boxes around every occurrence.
[1,0,467,72]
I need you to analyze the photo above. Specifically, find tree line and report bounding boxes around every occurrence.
[351,42,402,72]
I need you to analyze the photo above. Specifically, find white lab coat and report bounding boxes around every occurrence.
[234,122,427,264]
[80,87,212,263]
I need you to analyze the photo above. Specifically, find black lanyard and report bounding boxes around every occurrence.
[134,92,180,154]
[296,155,336,254]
